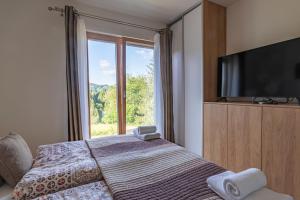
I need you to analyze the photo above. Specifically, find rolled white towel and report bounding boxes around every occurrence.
[207,170,293,200]
[207,171,235,200]
[135,132,161,141]
[136,126,157,134]
[223,168,267,200]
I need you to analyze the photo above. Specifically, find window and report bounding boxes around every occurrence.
[87,33,155,138]
[125,44,155,133]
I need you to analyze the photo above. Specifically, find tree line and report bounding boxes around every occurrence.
[89,64,154,126]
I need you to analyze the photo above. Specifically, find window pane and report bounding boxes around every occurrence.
[88,40,118,138]
[125,44,155,133]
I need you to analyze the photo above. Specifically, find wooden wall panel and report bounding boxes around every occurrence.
[204,103,228,168]
[203,0,226,101]
[228,105,262,172]
[262,107,300,200]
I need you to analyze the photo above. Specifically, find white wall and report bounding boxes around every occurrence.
[0,0,164,153]
[0,0,68,153]
[183,5,203,156]
[227,0,300,54]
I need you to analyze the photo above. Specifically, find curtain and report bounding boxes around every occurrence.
[159,29,175,142]
[77,18,90,140]
[170,20,185,146]
[154,34,164,138]
[221,55,240,97]
[65,6,83,141]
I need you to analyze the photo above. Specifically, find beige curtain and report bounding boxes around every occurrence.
[65,6,83,141]
[160,28,175,142]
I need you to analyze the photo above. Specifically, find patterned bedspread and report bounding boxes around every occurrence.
[33,181,112,200]
[87,135,225,200]
[13,141,102,200]
[33,141,92,167]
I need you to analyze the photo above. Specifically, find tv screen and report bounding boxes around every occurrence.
[218,38,300,98]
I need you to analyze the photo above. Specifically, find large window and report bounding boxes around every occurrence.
[87,33,155,138]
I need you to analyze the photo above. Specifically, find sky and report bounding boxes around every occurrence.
[88,40,154,86]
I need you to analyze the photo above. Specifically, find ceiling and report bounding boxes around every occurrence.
[76,0,238,24]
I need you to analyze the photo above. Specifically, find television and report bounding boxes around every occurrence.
[218,38,300,98]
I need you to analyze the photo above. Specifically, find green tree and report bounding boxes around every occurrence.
[89,84,107,123]
[89,62,155,137]
[102,85,118,124]
[126,63,154,125]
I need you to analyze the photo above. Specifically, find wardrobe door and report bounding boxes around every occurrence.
[227,105,262,172]
[184,5,203,156]
[262,107,300,200]
[203,103,228,168]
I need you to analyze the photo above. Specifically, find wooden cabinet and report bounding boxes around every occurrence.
[203,103,228,168]
[204,102,300,200]
[228,105,262,172]
[262,107,300,200]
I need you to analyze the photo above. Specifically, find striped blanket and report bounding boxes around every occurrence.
[87,135,225,200]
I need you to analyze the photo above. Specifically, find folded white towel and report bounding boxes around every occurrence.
[207,171,293,200]
[135,132,161,141]
[133,129,138,135]
[136,126,157,134]
[223,168,267,200]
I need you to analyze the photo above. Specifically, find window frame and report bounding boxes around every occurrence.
[86,32,154,137]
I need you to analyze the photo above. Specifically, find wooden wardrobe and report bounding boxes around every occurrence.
[170,0,226,155]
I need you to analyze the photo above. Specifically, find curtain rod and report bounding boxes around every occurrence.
[167,2,202,27]
[48,6,162,32]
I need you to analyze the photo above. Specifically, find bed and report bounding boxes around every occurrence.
[13,135,225,200]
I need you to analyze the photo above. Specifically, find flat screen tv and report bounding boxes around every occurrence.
[218,38,300,98]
